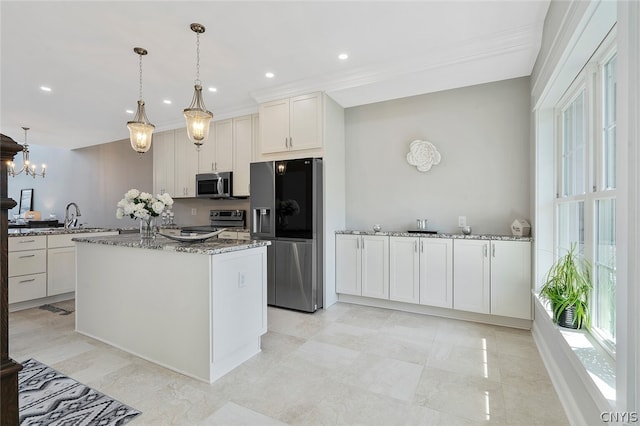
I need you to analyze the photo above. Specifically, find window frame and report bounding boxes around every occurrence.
[553,30,617,358]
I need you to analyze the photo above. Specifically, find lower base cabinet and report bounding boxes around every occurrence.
[9,231,119,307]
[335,234,389,299]
[47,246,76,296]
[338,233,531,322]
[389,237,453,307]
[490,240,532,320]
[453,239,532,319]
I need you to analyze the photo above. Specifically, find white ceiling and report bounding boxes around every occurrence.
[0,1,549,150]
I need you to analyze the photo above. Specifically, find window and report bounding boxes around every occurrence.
[555,40,616,356]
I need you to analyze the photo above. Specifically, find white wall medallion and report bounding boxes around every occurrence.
[406,139,441,172]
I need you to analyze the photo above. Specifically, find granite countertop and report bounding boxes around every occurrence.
[72,233,271,255]
[335,230,532,242]
[8,227,121,237]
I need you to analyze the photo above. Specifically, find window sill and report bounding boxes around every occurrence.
[533,295,616,406]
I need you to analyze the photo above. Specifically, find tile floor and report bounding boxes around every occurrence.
[9,300,569,425]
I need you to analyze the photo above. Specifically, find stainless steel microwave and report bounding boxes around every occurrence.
[196,172,233,198]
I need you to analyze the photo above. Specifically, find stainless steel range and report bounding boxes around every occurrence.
[181,210,245,235]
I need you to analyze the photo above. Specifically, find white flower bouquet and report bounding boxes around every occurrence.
[116,188,174,221]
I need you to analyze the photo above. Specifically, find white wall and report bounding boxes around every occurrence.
[344,77,531,235]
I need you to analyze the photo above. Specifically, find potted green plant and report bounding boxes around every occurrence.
[539,243,592,329]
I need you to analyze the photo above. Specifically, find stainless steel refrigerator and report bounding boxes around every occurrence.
[250,158,323,312]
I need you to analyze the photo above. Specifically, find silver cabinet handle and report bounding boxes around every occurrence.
[361,236,365,249]
[290,137,293,147]
[19,240,36,243]
[492,244,496,257]
[420,240,424,252]
[484,244,488,257]
[19,278,35,283]
[356,237,359,250]
[414,240,417,253]
[285,137,288,148]
[19,254,35,258]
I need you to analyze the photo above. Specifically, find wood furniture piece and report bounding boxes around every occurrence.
[1,133,24,426]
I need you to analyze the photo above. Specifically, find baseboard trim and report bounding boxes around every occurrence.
[337,294,532,329]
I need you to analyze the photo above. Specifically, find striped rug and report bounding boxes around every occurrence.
[18,358,141,425]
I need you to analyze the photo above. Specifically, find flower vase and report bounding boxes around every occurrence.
[140,218,156,243]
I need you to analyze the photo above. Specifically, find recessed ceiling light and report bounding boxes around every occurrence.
[163,99,172,104]
[126,109,134,114]
[208,87,217,92]
[338,53,349,60]
[40,86,52,92]
[265,72,275,79]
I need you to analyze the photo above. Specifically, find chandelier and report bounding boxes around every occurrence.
[127,47,154,154]
[183,23,213,149]
[7,127,46,178]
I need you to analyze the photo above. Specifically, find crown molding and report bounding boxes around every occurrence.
[250,23,544,106]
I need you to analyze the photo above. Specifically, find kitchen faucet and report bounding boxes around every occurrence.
[64,202,82,228]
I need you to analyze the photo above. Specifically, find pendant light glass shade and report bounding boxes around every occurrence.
[184,84,212,147]
[127,100,155,153]
[128,47,154,154]
[184,23,212,148]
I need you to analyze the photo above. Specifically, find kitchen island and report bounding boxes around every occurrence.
[73,233,270,383]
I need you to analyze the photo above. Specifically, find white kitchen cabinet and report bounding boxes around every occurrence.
[389,236,453,307]
[453,239,532,319]
[336,234,361,295]
[198,119,233,173]
[47,247,76,296]
[453,239,491,314]
[490,240,532,320]
[8,235,47,304]
[389,236,420,303]
[259,92,322,155]
[335,234,389,300]
[233,115,254,197]
[153,130,176,196]
[174,128,199,197]
[420,238,453,308]
[47,232,120,296]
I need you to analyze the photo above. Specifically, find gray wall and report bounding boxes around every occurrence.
[8,138,153,228]
[7,137,250,229]
[344,77,531,235]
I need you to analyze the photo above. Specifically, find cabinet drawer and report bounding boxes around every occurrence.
[237,232,250,241]
[218,231,238,239]
[9,250,46,277]
[48,233,76,248]
[9,273,47,304]
[9,236,46,251]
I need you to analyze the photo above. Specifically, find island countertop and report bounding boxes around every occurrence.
[72,233,271,255]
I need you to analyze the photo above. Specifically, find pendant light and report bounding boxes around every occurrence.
[183,23,213,149]
[127,47,154,154]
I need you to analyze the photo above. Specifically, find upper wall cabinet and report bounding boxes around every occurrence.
[232,115,254,197]
[259,92,323,157]
[174,128,199,198]
[153,130,176,196]
[198,119,233,174]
